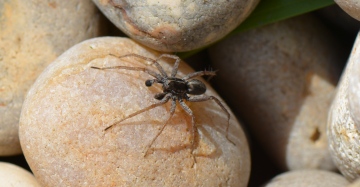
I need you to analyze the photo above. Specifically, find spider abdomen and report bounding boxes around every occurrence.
[186,79,206,95]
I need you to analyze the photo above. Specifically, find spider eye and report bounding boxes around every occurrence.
[187,79,206,95]
[145,80,153,87]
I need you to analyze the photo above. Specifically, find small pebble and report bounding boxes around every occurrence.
[0,162,40,187]
[264,170,349,187]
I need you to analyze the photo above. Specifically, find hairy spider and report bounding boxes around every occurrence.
[91,53,234,161]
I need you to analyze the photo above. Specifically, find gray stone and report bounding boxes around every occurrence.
[92,0,259,52]
[209,14,342,170]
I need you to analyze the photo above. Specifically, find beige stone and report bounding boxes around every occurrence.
[348,178,360,187]
[19,37,250,186]
[0,0,104,156]
[328,31,360,181]
[92,0,259,52]
[209,14,342,170]
[335,0,360,21]
[0,162,40,187]
[264,170,349,187]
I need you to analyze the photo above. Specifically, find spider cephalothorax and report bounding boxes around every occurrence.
[148,77,206,101]
[91,53,233,163]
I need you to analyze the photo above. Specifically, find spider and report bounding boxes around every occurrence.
[91,53,234,162]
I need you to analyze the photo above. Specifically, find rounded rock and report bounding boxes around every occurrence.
[19,37,251,186]
[335,0,360,21]
[209,14,342,170]
[264,170,349,187]
[92,0,259,52]
[328,31,360,181]
[0,0,104,156]
[0,162,41,187]
[348,178,360,187]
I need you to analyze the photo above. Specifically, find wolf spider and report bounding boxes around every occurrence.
[91,53,234,162]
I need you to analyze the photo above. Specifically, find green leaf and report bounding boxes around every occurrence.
[233,0,334,33]
[179,0,334,58]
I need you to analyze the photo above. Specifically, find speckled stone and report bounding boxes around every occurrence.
[335,0,360,21]
[92,0,259,52]
[209,14,342,170]
[19,37,251,186]
[328,31,360,181]
[264,170,349,187]
[0,162,40,187]
[0,0,104,156]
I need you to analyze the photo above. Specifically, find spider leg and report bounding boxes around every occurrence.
[182,70,217,80]
[178,99,197,164]
[91,65,161,79]
[155,54,181,78]
[144,98,176,157]
[187,96,235,145]
[109,53,168,78]
[104,95,171,131]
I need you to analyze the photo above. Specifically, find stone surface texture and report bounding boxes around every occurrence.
[0,162,41,187]
[92,0,259,52]
[19,37,250,187]
[328,31,360,181]
[348,178,360,187]
[209,14,342,170]
[335,0,360,21]
[264,170,349,187]
[0,0,104,156]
